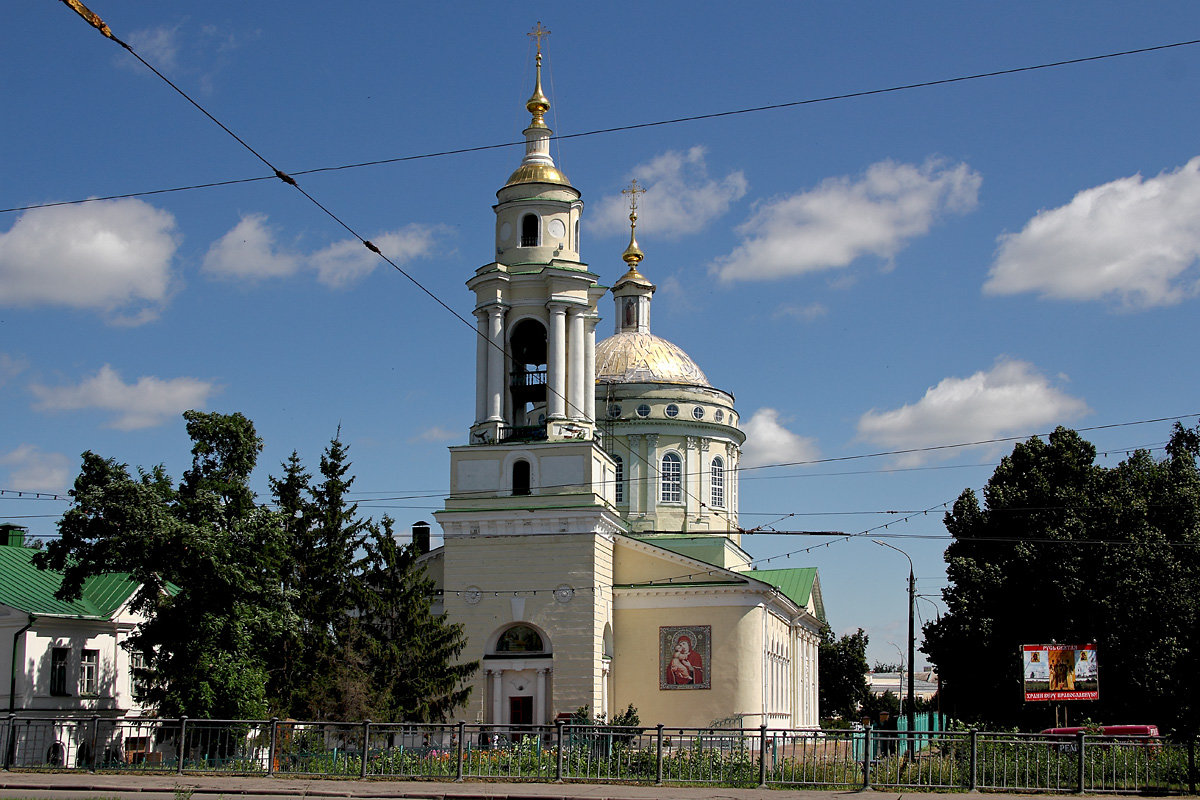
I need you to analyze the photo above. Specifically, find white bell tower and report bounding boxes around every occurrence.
[466,34,604,448]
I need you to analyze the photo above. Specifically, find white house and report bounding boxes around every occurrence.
[0,524,151,766]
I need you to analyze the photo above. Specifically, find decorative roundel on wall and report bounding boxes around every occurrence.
[665,404,679,418]
[547,218,566,239]
[637,403,651,417]
[715,409,725,422]
[608,404,622,418]
[499,222,512,242]
[463,587,482,605]
[692,406,705,420]
[554,584,575,603]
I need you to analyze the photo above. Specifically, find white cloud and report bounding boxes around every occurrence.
[204,217,439,288]
[985,157,1200,308]
[411,425,458,443]
[589,147,747,239]
[0,353,27,388]
[713,158,981,282]
[1,445,72,493]
[202,214,301,280]
[773,302,828,322]
[740,408,820,468]
[30,365,219,430]
[0,199,177,324]
[122,26,181,72]
[856,358,1090,465]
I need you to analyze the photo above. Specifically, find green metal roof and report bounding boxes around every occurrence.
[0,545,138,619]
[749,567,825,622]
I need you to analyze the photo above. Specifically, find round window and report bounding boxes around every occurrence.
[637,403,651,417]
[665,404,679,418]
[714,409,725,422]
[692,406,705,420]
[608,404,622,418]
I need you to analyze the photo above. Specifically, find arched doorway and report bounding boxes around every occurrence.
[484,623,552,732]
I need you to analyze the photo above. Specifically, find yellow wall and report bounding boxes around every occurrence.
[443,532,613,721]
[612,600,763,727]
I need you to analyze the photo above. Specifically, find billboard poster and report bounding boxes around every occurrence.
[1023,643,1098,701]
[660,626,711,690]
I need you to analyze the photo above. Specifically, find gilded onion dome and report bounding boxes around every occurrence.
[504,44,573,189]
[595,332,712,387]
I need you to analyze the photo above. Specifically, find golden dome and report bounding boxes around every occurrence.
[595,332,711,387]
[504,163,573,188]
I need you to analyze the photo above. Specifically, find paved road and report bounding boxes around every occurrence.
[0,772,1192,800]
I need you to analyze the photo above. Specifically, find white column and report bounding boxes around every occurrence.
[645,435,659,513]
[490,669,503,724]
[547,303,567,420]
[684,437,698,518]
[601,662,611,720]
[568,307,585,420]
[474,310,488,424]
[699,439,710,518]
[627,435,642,516]
[584,317,597,422]
[535,668,548,725]
[487,306,505,422]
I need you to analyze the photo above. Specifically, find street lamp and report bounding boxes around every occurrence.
[873,539,915,757]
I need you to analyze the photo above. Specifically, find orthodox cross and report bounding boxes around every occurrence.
[623,178,646,223]
[528,21,551,56]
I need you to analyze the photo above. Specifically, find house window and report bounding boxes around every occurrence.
[520,214,539,247]
[50,648,69,696]
[665,404,679,418]
[636,403,651,417]
[512,459,531,496]
[80,649,99,696]
[711,456,725,508]
[614,456,624,504]
[130,652,149,702]
[661,452,682,503]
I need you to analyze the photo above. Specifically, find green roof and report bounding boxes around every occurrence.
[0,545,138,619]
[750,567,825,623]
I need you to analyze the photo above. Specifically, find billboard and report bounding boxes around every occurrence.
[1023,643,1098,701]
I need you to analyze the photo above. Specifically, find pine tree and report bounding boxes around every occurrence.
[355,517,477,722]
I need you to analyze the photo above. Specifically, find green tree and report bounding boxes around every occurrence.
[268,434,369,719]
[818,626,870,720]
[353,517,477,722]
[923,424,1200,734]
[38,411,296,719]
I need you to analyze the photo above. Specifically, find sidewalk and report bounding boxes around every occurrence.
[1,772,1192,800]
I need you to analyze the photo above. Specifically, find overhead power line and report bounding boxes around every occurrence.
[5,35,1199,215]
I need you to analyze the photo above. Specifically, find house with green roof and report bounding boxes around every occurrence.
[0,525,151,724]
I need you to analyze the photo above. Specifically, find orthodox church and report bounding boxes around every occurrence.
[423,42,825,730]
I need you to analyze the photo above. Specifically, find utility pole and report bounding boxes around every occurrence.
[874,540,916,758]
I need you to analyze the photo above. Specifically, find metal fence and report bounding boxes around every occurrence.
[3,714,1198,794]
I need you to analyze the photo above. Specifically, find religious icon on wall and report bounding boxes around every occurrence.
[660,626,711,690]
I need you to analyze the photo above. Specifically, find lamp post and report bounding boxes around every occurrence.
[873,539,915,757]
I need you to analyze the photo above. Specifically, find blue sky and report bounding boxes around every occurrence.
[3,2,1199,669]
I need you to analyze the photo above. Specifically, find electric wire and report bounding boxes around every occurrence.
[6,36,1199,215]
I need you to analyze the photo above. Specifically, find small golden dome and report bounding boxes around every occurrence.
[504,163,573,188]
[595,332,712,387]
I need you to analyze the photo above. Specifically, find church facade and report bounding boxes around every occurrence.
[425,47,825,731]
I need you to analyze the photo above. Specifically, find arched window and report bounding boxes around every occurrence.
[661,452,682,503]
[711,456,725,508]
[613,455,624,504]
[512,459,531,496]
[520,214,539,247]
[495,624,545,653]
